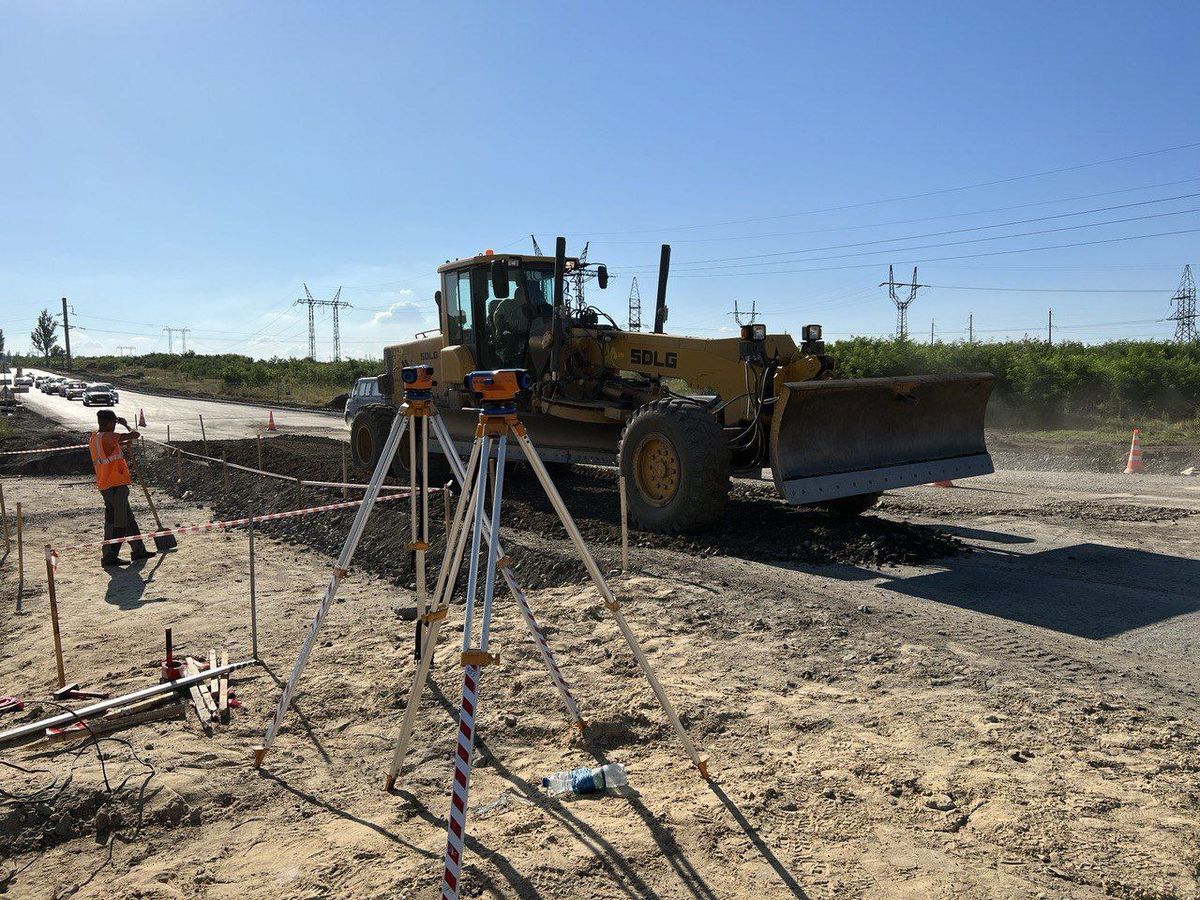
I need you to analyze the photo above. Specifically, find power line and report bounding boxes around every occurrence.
[589,176,1200,246]
[566,140,1200,236]
[612,200,1200,273]
[640,226,1200,278]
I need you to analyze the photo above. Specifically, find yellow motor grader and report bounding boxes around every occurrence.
[351,237,993,533]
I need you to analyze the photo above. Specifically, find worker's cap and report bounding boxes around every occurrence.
[96,409,118,423]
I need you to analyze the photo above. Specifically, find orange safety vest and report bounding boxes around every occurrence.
[89,431,131,491]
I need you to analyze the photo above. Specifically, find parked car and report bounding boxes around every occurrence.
[345,376,383,424]
[65,380,88,400]
[43,377,65,395]
[82,383,119,406]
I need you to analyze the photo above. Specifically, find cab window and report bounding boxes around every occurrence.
[448,272,477,351]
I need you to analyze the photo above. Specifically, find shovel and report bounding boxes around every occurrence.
[124,437,178,552]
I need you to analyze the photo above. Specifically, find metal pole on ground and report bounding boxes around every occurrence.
[618,474,629,574]
[167,424,171,444]
[248,513,259,660]
[444,481,452,524]
[44,547,65,687]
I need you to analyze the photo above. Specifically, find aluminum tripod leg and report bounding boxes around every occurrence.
[385,426,486,788]
[409,410,427,655]
[440,433,506,900]
[253,412,409,766]
[511,421,709,777]
[430,413,585,728]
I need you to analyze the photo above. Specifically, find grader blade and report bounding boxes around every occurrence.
[769,373,995,504]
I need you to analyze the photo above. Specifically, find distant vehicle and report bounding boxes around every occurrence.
[33,376,47,387]
[345,376,383,424]
[82,383,119,407]
[41,378,62,394]
[65,380,88,400]
[12,375,31,393]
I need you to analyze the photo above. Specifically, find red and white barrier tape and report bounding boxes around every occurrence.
[0,443,88,456]
[47,491,410,569]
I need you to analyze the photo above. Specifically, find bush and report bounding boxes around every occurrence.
[829,338,1200,428]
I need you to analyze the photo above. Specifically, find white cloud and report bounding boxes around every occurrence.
[371,299,423,326]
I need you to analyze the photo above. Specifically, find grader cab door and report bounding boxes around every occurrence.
[441,262,548,372]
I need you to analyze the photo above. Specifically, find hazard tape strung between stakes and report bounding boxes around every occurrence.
[144,437,410,493]
[47,491,411,569]
[0,443,89,456]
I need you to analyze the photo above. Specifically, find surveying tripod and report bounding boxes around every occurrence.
[253,366,585,765]
[380,369,709,900]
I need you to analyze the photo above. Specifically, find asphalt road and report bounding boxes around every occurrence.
[13,368,348,443]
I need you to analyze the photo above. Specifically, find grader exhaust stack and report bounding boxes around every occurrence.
[769,373,995,503]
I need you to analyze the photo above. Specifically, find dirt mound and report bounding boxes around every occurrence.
[0,409,91,477]
[143,434,964,592]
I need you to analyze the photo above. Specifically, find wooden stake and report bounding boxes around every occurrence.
[618,474,629,574]
[222,451,230,495]
[15,502,23,608]
[218,650,230,723]
[342,444,349,501]
[45,548,66,688]
[0,480,10,557]
[167,423,171,444]
[257,433,263,471]
[248,514,259,660]
[199,414,208,455]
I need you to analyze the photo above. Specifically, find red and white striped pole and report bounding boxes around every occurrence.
[440,429,508,899]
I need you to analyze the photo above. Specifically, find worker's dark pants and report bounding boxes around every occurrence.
[100,485,147,562]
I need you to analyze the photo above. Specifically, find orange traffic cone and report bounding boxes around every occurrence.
[267,411,277,433]
[137,408,147,427]
[1124,428,1143,474]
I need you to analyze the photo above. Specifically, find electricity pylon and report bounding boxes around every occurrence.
[881,265,926,340]
[295,284,351,360]
[1168,264,1197,343]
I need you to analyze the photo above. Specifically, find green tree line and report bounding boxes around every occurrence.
[829,338,1200,427]
[48,351,381,392]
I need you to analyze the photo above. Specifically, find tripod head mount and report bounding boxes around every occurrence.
[401,365,435,400]
[466,369,530,415]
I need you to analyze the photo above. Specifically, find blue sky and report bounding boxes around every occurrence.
[1,1,1197,359]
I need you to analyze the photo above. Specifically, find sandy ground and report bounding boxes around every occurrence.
[2,429,1200,898]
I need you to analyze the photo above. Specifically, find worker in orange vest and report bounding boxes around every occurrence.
[89,410,154,567]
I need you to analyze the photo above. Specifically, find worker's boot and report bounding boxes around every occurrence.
[101,524,127,567]
[129,538,155,561]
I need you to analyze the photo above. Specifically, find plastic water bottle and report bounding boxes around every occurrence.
[542,763,627,797]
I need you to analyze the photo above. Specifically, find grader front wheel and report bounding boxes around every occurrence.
[619,399,730,533]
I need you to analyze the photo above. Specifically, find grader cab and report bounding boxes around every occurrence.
[351,238,994,533]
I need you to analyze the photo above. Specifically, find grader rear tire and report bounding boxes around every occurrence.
[350,404,401,475]
[619,399,730,533]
